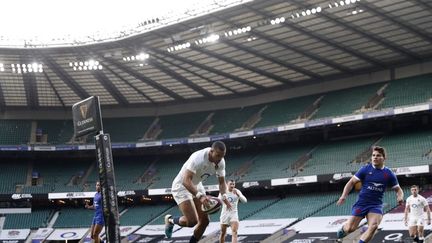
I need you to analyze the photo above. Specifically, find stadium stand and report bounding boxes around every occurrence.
[3,209,52,229]
[158,112,208,139]
[147,156,184,189]
[103,117,153,142]
[376,130,432,168]
[256,95,318,127]
[53,207,93,228]
[36,120,74,144]
[0,120,31,145]
[120,204,173,226]
[297,137,377,176]
[380,74,432,109]
[247,193,339,220]
[210,105,264,134]
[0,161,27,193]
[240,146,313,182]
[23,160,89,193]
[313,83,382,119]
[0,74,425,146]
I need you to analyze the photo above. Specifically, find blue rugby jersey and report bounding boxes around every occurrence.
[94,192,103,216]
[354,163,399,206]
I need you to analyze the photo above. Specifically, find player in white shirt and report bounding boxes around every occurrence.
[219,180,247,243]
[404,185,431,243]
[164,141,232,243]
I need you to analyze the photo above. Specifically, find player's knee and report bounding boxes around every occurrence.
[187,219,198,227]
[231,229,238,235]
[346,224,357,233]
[368,222,379,232]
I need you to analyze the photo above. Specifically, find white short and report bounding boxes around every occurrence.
[171,182,206,205]
[408,217,425,227]
[220,212,239,225]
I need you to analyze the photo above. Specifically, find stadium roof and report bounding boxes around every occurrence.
[0,0,431,110]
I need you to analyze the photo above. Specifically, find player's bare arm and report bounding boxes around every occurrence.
[394,185,404,205]
[425,203,431,225]
[183,169,209,206]
[218,176,232,210]
[404,201,410,226]
[337,176,359,205]
[85,202,95,210]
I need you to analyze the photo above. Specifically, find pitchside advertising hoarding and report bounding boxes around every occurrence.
[0,229,30,243]
[132,219,296,242]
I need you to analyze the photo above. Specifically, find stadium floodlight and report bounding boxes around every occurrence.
[317,7,322,12]
[301,11,306,16]
[73,66,77,71]
[32,63,38,69]
[95,61,99,66]
[79,61,83,66]
[89,60,95,66]
[306,9,311,15]
[98,65,103,70]
[74,62,78,66]
[84,61,89,66]
[69,62,73,67]
[207,34,219,42]
[351,0,356,3]
[340,1,345,6]
[345,0,351,4]
[38,68,43,73]
[312,8,317,14]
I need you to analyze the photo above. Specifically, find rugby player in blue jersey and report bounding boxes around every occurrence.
[85,181,104,243]
[336,146,404,243]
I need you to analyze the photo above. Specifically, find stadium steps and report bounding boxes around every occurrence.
[25,161,33,186]
[158,112,209,139]
[210,105,263,134]
[312,83,382,119]
[257,95,319,127]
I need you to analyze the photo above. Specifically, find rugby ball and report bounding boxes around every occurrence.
[201,196,222,214]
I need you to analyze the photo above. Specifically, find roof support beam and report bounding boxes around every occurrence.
[291,0,422,61]
[148,59,215,97]
[246,5,387,68]
[92,71,129,106]
[210,14,352,74]
[100,56,185,101]
[147,47,263,90]
[43,56,90,99]
[151,53,239,94]
[101,64,155,103]
[21,73,39,109]
[43,72,66,108]
[190,45,295,86]
[358,1,432,44]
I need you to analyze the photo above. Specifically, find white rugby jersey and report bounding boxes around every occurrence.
[406,195,429,217]
[220,189,247,215]
[172,147,226,187]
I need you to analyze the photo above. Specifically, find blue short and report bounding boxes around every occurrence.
[92,215,104,226]
[351,204,383,217]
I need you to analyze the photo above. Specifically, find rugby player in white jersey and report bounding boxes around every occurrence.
[219,179,247,243]
[404,185,431,243]
[164,141,232,243]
